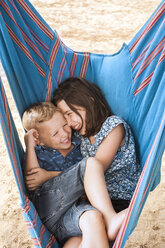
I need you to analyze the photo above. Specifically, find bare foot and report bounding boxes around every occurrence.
[106,208,128,240]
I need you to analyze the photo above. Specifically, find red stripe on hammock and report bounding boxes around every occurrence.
[32,224,46,246]
[22,195,31,213]
[46,235,56,248]
[132,18,165,69]
[133,37,165,82]
[129,3,164,54]
[80,52,89,78]
[134,47,165,95]
[0,0,47,63]
[57,44,67,85]
[70,53,78,77]
[114,113,165,247]
[134,71,154,96]
[132,39,153,69]
[27,25,49,53]
[8,0,49,53]
[17,0,54,40]
[6,24,46,77]
[46,35,61,101]
[25,209,38,229]
[0,114,24,199]
[25,207,56,246]
[0,81,24,199]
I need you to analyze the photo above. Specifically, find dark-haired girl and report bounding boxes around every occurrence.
[53,77,141,246]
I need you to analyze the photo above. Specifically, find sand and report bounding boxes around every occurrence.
[0,0,164,247]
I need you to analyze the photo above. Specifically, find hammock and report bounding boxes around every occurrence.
[0,0,164,247]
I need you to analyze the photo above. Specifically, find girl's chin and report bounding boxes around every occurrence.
[72,124,81,131]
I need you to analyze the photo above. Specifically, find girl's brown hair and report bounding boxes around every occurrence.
[52,77,112,137]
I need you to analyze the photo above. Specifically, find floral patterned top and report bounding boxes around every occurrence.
[76,115,141,200]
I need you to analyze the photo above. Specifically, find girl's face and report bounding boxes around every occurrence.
[57,100,86,135]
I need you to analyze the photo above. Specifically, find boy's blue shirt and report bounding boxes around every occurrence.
[34,136,82,171]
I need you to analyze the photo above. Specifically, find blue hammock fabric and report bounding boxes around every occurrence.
[0,0,164,247]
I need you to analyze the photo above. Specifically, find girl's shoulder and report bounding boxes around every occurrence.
[95,115,127,142]
[101,115,126,131]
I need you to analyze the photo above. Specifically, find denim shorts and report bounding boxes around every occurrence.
[30,157,88,233]
[54,200,96,245]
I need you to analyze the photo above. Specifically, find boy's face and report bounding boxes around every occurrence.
[36,111,72,152]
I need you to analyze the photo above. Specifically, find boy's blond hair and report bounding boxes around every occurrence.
[22,102,59,131]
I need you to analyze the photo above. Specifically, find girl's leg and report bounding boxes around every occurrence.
[63,237,82,248]
[84,157,127,240]
[79,210,109,248]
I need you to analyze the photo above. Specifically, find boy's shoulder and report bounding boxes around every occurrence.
[71,135,81,147]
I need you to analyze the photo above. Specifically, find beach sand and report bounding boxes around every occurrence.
[0,0,164,247]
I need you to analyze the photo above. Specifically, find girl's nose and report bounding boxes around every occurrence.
[67,117,72,127]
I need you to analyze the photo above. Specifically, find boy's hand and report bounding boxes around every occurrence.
[25,168,49,191]
[25,168,61,191]
[24,129,39,149]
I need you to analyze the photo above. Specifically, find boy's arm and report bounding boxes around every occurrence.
[25,168,61,191]
[24,129,40,175]
[24,129,61,191]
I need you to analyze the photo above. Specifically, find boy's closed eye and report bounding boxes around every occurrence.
[53,132,58,136]
[52,124,68,136]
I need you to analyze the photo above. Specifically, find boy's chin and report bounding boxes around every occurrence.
[63,142,72,149]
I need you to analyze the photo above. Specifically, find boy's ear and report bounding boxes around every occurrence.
[33,131,41,145]
[36,139,41,145]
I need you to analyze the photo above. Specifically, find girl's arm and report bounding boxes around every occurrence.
[94,124,125,172]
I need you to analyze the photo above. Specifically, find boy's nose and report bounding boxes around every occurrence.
[60,129,68,137]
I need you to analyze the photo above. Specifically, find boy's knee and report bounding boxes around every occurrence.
[79,210,104,230]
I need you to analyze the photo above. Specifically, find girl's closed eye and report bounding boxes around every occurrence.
[65,112,72,117]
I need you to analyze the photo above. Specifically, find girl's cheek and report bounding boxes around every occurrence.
[77,116,82,124]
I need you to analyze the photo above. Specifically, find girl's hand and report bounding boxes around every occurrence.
[24,129,39,149]
[25,168,61,191]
